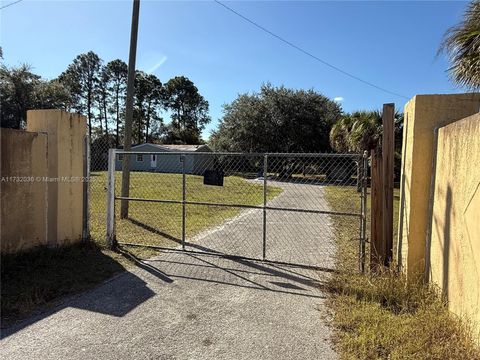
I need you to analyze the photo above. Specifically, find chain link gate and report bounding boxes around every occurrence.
[106,151,367,270]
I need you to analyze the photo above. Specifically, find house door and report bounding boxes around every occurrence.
[150,154,157,169]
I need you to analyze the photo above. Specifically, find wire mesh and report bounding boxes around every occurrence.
[115,202,182,248]
[267,154,361,213]
[185,204,263,258]
[185,154,265,206]
[101,151,364,269]
[89,140,111,246]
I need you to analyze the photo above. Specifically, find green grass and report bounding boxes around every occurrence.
[90,171,282,247]
[1,172,282,323]
[324,186,480,359]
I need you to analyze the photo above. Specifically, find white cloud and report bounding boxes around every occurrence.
[334,97,344,102]
[146,56,168,74]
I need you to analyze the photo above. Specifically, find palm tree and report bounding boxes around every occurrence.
[329,116,355,152]
[329,111,383,153]
[330,110,404,182]
[439,1,480,90]
[348,111,383,152]
[331,110,404,154]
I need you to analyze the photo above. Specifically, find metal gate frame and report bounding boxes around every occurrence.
[106,150,368,271]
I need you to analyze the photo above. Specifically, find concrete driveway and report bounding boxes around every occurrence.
[188,180,337,269]
[1,181,338,360]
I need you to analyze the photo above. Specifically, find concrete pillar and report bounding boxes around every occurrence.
[1,129,48,253]
[27,110,87,246]
[398,93,480,280]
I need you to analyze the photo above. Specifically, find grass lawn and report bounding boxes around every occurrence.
[1,172,282,323]
[324,186,480,359]
[90,171,282,247]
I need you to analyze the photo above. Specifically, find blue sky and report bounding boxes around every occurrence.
[0,0,469,137]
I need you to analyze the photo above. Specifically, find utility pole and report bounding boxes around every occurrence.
[121,0,140,219]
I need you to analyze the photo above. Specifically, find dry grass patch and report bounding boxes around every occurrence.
[324,186,480,360]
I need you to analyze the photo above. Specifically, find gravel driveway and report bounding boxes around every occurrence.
[1,181,338,360]
[188,180,337,269]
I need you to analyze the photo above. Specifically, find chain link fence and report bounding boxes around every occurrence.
[99,151,367,270]
[88,140,113,247]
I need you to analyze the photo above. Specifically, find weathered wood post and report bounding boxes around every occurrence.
[382,103,395,266]
[120,0,141,219]
[370,103,395,270]
[370,148,384,271]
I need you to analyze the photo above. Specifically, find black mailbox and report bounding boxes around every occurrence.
[203,169,224,186]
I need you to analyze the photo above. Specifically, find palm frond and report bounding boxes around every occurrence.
[439,1,480,90]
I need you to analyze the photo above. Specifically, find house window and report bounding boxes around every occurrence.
[118,154,123,161]
[137,154,143,162]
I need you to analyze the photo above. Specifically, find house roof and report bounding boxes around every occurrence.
[131,143,210,152]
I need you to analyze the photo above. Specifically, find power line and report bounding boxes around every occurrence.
[214,0,409,100]
[0,0,23,10]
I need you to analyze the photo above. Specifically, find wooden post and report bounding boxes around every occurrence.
[370,149,384,270]
[121,0,141,219]
[359,151,368,273]
[382,103,395,266]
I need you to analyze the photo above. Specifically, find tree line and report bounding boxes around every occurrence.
[210,84,342,153]
[1,0,476,158]
[210,84,402,153]
[0,50,210,146]
[210,84,405,180]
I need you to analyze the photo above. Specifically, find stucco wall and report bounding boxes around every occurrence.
[398,93,480,280]
[1,110,87,253]
[27,110,87,246]
[1,128,48,253]
[429,113,480,332]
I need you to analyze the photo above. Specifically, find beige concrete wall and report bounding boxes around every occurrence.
[1,110,87,253]
[398,93,480,280]
[1,128,48,253]
[27,110,87,246]
[429,113,480,332]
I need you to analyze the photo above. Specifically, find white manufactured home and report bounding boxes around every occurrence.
[115,143,212,174]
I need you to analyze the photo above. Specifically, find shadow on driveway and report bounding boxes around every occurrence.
[1,248,338,360]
